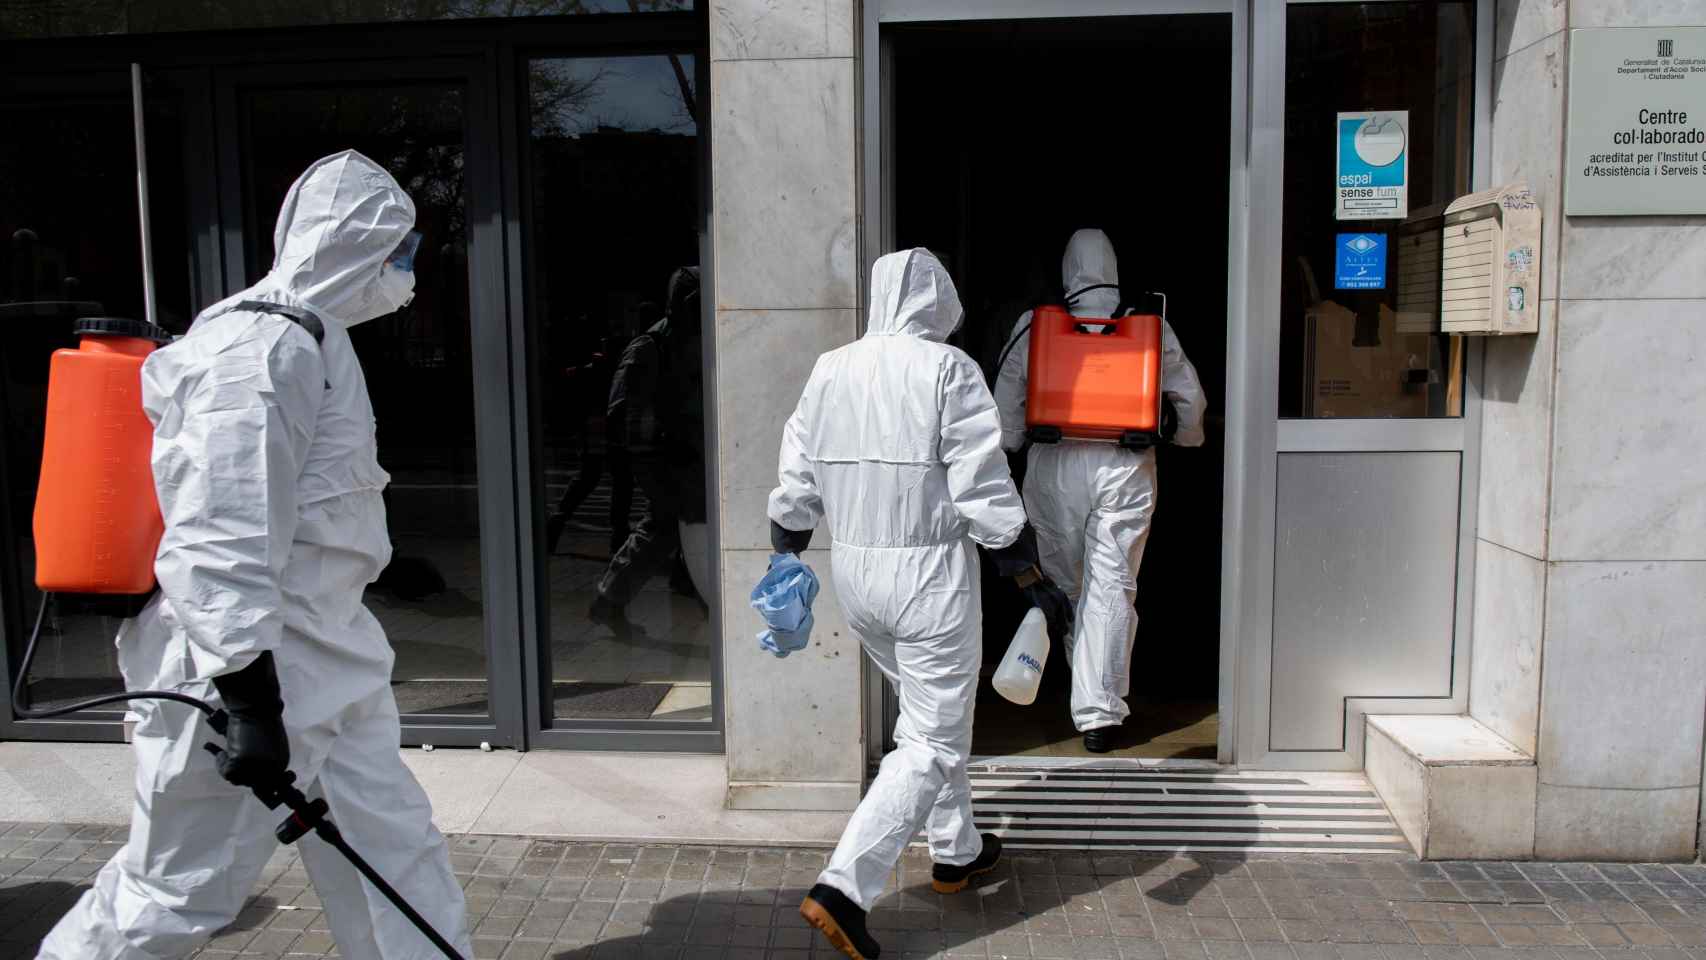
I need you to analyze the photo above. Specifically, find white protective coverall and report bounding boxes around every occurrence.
[769,249,1028,911]
[39,151,470,960]
[992,229,1207,733]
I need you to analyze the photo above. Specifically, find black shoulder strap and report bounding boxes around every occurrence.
[995,314,1035,378]
[1063,283,1120,310]
[234,299,324,345]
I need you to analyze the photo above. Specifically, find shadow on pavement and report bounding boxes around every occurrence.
[544,850,1232,959]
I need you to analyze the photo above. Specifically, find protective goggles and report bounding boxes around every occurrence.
[385,230,423,273]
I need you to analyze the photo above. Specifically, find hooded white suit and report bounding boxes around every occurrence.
[39,151,469,960]
[769,249,1027,910]
[992,229,1207,733]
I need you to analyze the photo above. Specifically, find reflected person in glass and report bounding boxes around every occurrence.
[545,306,648,558]
[589,266,707,622]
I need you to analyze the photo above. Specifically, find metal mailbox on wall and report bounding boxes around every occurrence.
[1437,184,1541,336]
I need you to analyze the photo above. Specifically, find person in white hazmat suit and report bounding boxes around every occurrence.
[38,150,470,960]
[769,249,1074,960]
[993,228,1207,754]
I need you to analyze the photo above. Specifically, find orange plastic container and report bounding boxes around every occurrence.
[33,318,166,595]
[1025,304,1163,443]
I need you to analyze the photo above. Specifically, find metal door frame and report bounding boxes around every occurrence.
[1241,0,1493,771]
[861,0,1494,773]
[860,0,1249,768]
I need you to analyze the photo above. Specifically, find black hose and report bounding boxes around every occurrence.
[12,593,218,720]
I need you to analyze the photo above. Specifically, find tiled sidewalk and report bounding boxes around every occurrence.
[0,823,1704,960]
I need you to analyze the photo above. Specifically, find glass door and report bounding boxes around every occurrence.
[0,70,202,739]
[511,48,721,751]
[1241,0,1488,770]
[216,59,524,747]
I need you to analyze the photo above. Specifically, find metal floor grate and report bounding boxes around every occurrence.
[968,762,1410,855]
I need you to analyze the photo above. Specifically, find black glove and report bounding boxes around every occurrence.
[1160,396,1179,443]
[991,526,1074,643]
[210,651,291,789]
[769,519,814,555]
[988,524,1041,579]
[1023,578,1075,646]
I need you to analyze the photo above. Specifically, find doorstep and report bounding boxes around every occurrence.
[0,742,848,847]
[1363,714,1538,860]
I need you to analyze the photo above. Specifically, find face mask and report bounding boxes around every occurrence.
[344,232,420,327]
[376,263,416,313]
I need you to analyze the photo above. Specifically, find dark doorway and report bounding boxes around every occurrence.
[889,14,1232,759]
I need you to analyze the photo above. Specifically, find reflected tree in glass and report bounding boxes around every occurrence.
[524,55,712,724]
[2,0,691,39]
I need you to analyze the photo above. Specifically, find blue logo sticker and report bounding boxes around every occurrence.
[1334,233,1388,290]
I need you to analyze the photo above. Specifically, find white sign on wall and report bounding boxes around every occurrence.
[1566,27,1706,216]
[1335,111,1410,221]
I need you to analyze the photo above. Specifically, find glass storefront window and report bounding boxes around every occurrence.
[242,82,491,718]
[1278,1,1476,419]
[1,1,690,40]
[1,86,191,714]
[524,54,711,724]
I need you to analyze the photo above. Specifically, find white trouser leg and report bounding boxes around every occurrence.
[296,688,470,960]
[924,759,980,868]
[817,613,981,908]
[1026,444,1157,733]
[1070,501,1153,731]
[37,695,278,960]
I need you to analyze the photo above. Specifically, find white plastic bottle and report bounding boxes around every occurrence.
[992,608,1049,705]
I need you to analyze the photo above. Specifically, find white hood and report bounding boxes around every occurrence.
[1062,228,1120,319]
[866,248,963,341]
[203,150,417,329]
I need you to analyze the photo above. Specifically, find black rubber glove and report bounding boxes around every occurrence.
[991,526,1075,644]
[210,651,291,789]
[1023,578,1076,646]
[769,519,814,555]
[988,524,1041,579]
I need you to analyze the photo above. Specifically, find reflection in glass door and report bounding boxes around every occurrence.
[230,72,506,733]
[521,54,716,734]
[1,79,193,725]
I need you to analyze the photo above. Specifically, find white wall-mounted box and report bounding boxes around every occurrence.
[1438,184,1541,336]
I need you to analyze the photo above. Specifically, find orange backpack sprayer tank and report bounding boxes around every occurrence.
[1023,302,1165,447]
[32,316,167,595]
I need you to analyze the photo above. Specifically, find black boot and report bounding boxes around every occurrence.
[932,833,1003,894]
[800,884,881,959]
[544,514,567,556]
[1083,726,1117,754]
